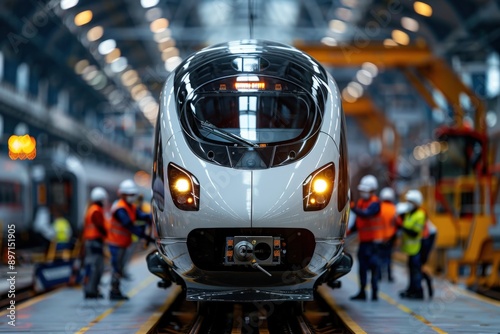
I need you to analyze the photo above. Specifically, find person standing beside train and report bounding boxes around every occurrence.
[420,216,437,298]
[107,179,154,300]
[399,189,426,300]
[82,187,109,299]
[379,187,398,282]
[349,175,384,301]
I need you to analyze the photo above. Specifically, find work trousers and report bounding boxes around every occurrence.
[83,239,104,295]
[407,252,423,293]
[108,245,127,293]
[357,242,381,294]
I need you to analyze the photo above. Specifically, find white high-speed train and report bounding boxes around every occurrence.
[148,40,352,302]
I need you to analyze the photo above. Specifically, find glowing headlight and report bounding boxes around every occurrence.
[303,163,335,211]
[168,163,200,211]
[174,178,191,192]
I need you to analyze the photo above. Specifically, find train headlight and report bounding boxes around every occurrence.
[303,163,335,211]
[168,163,200,211]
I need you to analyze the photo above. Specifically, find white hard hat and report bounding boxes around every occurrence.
[380,187,396,202]
[396,202,411,215]
[358,175,378,192]
[118,179,138,196]
[405,189,423,206]
[90,187,108,202]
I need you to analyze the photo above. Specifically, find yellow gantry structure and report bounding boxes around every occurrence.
[295,42,487,143]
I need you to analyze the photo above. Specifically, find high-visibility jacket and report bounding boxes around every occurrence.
[380,201,397,241]
[355,195,384,243]
[401,208,426,255]
[83,203,106,241]
[107,199,136,248]
[53,217,72,243]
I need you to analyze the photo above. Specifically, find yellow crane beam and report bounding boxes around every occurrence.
[295,42,434,67]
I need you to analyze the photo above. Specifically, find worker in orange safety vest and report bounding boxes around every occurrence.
[107,179,154,300]
[378,187,398,283]
[348,175,384,301]
[82,187,109,299]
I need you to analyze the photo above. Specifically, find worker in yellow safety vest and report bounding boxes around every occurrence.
[399,189,426,300]
[52,209,73,251]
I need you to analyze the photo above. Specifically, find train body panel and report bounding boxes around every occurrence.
[150,39,352,302]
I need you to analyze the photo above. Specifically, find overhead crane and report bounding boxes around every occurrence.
[295,42,499,289]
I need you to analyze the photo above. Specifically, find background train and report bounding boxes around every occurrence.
[0,144,143,250]
[147,40,353,302]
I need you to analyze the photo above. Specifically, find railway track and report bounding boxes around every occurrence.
[149,287,351,334]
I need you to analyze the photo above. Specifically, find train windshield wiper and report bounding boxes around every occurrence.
[200,120,259,148]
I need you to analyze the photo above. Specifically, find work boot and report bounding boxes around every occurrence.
[85,292,104,299]
[400,289,424,300]
[109,291,129,300]
[350,291,366,301]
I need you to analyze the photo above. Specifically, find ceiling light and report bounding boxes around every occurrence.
[150,18,169,33]
[121,70,139,83]
[153,29,171,43]
[341,0,358,8]
[105,48,121,63]
[347,82,363,98]
[414,2,432,17]
[122,74,139,87]
[98,39,116,55]
[335,8,353,21]
[392,29,410,45]
[132,89,148,101]
[401,17,419,32]
[140,0,159,8]
[87,26,103,42]
[362,62,378,77]
[74,59,89,74]
[384,39,398,47]
[165,56,182,72]
[329,19,346,33]
[131,84,147,97]
[60,0,79,10]
[342,88,357,103]
[145,7,163,21]
[74,10,93,26]
[356,69,373,85]
[82,67,99,81]
[161,47,180,61]
[158,38,176,51]
[110,57,128,73]
[321,37,337,46]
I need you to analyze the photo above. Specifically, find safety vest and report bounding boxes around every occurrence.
[401,208,426,255]
[53,217,72,243]
[355,195,384,243]
[380,201,397,241]
[83,204,106,241]
[107,199,136,248]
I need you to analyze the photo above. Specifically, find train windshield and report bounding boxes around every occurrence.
[187,81,312,145]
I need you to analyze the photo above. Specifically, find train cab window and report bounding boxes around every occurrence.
[186,83,311,145]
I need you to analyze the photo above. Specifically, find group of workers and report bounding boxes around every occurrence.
[82,179,153,300]
[348,174,436,301]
